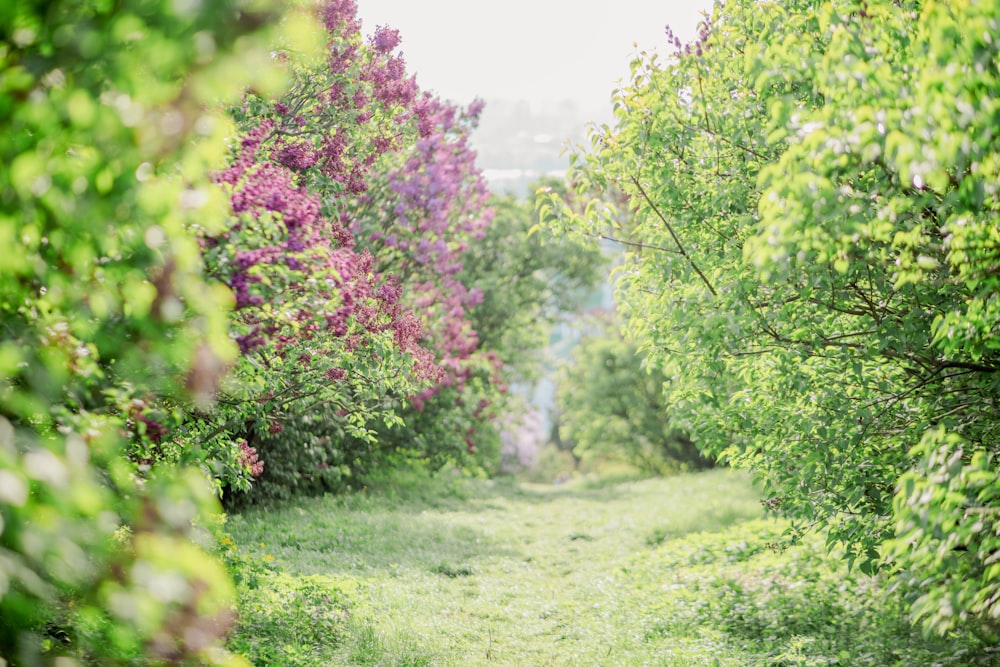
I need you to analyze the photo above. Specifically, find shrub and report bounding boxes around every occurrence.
[228,574,360,666]
[556,315,714,474]
[0,0,286,662]
[545,0,1000,633]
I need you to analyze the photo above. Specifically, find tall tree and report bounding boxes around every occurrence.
[545,0,1000,637]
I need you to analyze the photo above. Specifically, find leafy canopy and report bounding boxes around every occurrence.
[545,0,1000,637]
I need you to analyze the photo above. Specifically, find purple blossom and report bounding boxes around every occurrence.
[375,282,401,305]
[467,98,485,121]
[320,0,360,36]
[275,142,318,170]
[370,26,401,54]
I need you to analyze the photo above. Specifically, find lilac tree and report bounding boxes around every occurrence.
[185,0,450,499]
[185,0,506,499]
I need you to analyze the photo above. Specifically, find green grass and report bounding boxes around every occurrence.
[225,469,992,666]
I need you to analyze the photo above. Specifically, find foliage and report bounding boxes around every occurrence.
[0,0,288,661]
[639,520,990,666]
[369,378,505,470]
[888,427,1000,638]
[462,182,605,383]
[192,0,442,503]
[223,403,364,505]
[226,382,497,506]
[544,0,1000,635]
[209,0,555,498]
[556,314,713,474]
[228,573,360,666]
[200,512,275,595]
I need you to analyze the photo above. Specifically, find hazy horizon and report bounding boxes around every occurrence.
[354,0,715,116]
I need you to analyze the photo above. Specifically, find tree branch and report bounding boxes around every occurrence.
[628,175,718,297]
[596,233,682,255]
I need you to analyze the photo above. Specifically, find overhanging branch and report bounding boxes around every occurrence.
[629,175,718,297]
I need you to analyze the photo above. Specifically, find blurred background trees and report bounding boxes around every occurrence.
[556,314,713,475]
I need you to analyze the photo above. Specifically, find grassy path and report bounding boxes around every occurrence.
[226,470,987,666]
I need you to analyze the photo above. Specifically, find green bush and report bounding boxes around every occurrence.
[223,404,379,507]
[228,574,359,666]
[223,374,502,507]
[635,520,993,666]
[545,0,1000,634]
[694,540,989,666]
[556,315,714,474]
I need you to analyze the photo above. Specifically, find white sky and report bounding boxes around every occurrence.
[355,0,715,113]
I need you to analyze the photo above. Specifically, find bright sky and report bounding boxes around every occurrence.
[355,0,715,113]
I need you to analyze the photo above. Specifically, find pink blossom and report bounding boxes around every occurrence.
[238,440,264,477]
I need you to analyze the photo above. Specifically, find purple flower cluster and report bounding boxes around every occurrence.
[275,140,319,171]
[665,17,713,58]
[370,25,401,53]
[209,64,439,385]
[370,95,494,375]
[321,0,360,36]
[366,54,415,108]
